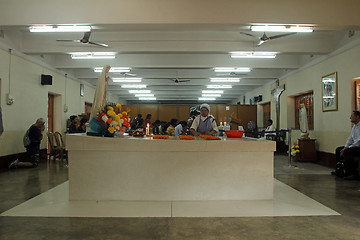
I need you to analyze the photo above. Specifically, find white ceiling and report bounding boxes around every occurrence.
[1,0,360,104]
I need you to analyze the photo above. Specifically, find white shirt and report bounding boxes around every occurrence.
[175,124,183,136]
[265,125,276,136]
[345,122,360,148]
[190,115,219,133]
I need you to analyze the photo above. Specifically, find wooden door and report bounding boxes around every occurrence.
[158,105,178,122]
[237,105,257,132]
[262,102,271,128]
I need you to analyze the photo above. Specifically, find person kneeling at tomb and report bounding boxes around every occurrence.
[190,103,218,136]
[166,119,178,136]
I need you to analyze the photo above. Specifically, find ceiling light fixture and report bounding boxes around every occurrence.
[207,85,232,89]
[112,78,142,83]
[135,94,154,97]
[121,85,146,89]
[214,67,251,73]
[94,67,130,73]
[230,51,278,59]
[210,78,240,82]
[199,97,216,101]
[139,97,156,100]
[251,24,313,32]
[70,52,116,59]
[202,94,222,97]
[129,90,151,93]
[29,25,91,32]
[202,90,224,94]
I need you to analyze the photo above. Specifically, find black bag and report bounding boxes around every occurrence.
[334,160,346,177]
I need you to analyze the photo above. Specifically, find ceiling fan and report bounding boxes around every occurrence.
[216,72,247,76]
[170,78,191,83]
[118,72,137,77]
[56,32,108,47]
[239,32,296,47]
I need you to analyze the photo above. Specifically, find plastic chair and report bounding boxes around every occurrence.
[54,131,68,165]
[47,132,59,160]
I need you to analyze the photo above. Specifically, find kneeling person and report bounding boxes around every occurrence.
[9,118,45,169]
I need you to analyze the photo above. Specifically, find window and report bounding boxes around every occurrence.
[295,92,313,130]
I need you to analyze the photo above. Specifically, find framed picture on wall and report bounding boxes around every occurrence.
[322,72,338,112]
[80,84,84,97]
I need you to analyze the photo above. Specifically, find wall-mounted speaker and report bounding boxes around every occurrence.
[41,74,52,85]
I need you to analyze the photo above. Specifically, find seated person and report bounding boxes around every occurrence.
[175,121,188,136]
[166,119,178,136]
[68,117,82,133]
[136,118,145,131]
[78,117,88,133]
[333,111,360,180]
[264,119,276,139]
[190,103,218,136]
[152,120,161,135]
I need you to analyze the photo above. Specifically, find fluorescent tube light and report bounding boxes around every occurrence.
[94,67,130,73]
[230,51,277,59]
[207,85,232,89]
[29,25,91,32]
[135,94,154,97]
[202,94,221,97]
[251,25,313,32]
[129,90,151,93]
[202,90,224,94]
[214,67,251,73]
[139,97,156,100]
[210,78,240,82]
[199,97,216,101]
[113,78,142,83]
[71,52,116,59]
[121,85,146,89]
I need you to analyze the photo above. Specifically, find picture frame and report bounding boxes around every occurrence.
[80,84,84,97]
[322,72,338,112]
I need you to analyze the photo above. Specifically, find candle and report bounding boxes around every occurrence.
[224,122,227,126]
[220,122,223,126]
[146,123,150,135]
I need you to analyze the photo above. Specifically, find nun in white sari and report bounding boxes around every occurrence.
[88,65,111,134]
[190,103,219,136]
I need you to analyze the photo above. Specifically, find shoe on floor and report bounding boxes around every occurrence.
[343,174,359,180]
[8,159,19,169]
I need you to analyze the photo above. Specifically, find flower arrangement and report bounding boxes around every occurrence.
[290,142,300,156]
[98,104,130,135]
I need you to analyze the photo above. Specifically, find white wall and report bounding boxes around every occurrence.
[243,43,360,153]
[0,47,125,156]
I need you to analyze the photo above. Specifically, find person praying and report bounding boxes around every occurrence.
[190,103,218,136]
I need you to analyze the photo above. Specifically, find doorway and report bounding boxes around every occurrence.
[47,94,55,154]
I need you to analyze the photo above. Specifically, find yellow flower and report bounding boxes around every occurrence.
[107,106,114,111]
[114,115,120,122]
[296,150,300,153]
[107,110,116,117]
[108,126,115,134]
[116,104,122,110]
[122,111,127,116]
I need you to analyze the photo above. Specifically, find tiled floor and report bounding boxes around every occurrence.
[1,179,339,218]
[1,154,360,239]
